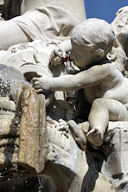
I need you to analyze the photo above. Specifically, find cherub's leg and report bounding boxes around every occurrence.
[87,98,128,147]
[0,20,31,50]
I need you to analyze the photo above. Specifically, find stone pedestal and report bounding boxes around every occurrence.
[102,122,128,191]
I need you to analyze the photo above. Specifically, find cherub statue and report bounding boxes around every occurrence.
[32,18,128,148]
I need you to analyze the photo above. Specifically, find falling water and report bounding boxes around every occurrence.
[38,176,46,192]
[0,64,27,101]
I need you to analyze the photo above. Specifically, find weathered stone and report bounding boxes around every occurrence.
[92,173,115,192]
[102,121,128,191]
[0,114,17,136]
[0,2,128,192]
[18,86,48,173]
[112,7,128,56]
[0,97,16,111]
[0,106,19,167]
[46,118,115,192]
[0,144,19,166]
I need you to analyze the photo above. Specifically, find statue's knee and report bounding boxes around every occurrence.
[92,98,106,108]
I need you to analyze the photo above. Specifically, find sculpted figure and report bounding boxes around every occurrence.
[32,18,128,148]
[0,0,85,50]
[107,6,128,78]
[111,6,128,56]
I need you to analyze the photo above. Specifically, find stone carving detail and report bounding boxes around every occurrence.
[18,86,47,173]
[0,2,128,192]
[107,6,128,77]
[102,122,128,191]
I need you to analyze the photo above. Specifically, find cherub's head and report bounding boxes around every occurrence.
[71,18,115,69]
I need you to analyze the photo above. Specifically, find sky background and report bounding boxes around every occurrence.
[85,0,128,23]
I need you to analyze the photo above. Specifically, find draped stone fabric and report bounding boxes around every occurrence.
[20,0,85,21]
[12,6,79,41]
[2,0,85,42]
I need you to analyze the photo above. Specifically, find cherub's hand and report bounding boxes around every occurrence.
[50,46,66,67]
[32,77,51,93]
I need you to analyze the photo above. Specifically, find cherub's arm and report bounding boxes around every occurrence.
[50,64,111,90]
[32,63,113,92]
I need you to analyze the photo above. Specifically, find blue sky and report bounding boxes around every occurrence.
[85,0,128,23]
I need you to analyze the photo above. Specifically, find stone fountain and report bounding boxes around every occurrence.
[0,1,128,192]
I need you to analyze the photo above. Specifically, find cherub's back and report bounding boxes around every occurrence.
[84,63,128,104]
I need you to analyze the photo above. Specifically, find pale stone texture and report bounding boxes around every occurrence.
[18,86,48,173]
[101,122,128,191]
[0,2,127,192]
[107,6,128,77]
[0,0,86,50]
[46,117,115,192]
[111,6,128,56]
[20,0,86,22]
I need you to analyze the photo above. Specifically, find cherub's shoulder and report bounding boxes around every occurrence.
[87,59,115,73]
[104,61,123,78]
[88,61,118,78]
[100,60,116,71]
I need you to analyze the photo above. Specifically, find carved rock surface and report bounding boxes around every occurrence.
[18,86,48,173]
[112,6,128,56]
[46,118,115,192]
[102,121,128,191]
[0,98,18,168]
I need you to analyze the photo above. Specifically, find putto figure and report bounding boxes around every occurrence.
[32,18,128,148]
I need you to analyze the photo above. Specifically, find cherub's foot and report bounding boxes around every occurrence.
[86,128,104,147]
